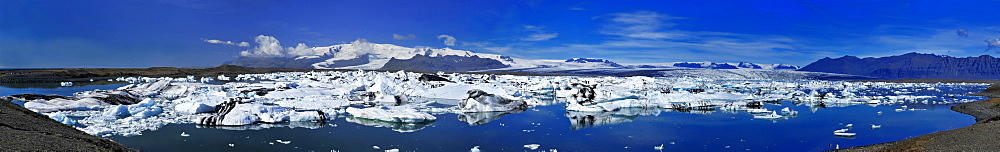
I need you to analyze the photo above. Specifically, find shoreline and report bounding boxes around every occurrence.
[833,85,1000,151]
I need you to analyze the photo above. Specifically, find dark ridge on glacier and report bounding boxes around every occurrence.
[798,52,1000,80]
[380,54,510,72]
[565,58,623,67]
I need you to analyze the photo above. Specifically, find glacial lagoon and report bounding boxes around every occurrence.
[0,72,988,151]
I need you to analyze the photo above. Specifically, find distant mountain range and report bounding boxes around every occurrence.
[224,40,867,79]
[797,52,1000,80]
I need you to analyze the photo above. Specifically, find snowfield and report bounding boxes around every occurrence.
[0,70,988,137]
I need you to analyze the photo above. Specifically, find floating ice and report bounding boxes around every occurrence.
[175,102,214,114]
[276,140,291,144]
[180,132,190,137]
[346,107,436,123]
[470,146,481,152]
[45,112,75,125]
[4,70,988,137]
[524,144,540,150]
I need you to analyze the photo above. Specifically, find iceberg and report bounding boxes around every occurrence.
[346,107,436,123]
[457,89,528,112]
[175,102,215,114]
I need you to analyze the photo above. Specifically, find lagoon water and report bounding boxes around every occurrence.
[1,83,985,151]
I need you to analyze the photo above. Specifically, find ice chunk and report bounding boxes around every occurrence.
[131,107,163,118]
[175,102,215,114]
[346,107,436,123]
[524,144,540,150]
[457,89,528,112]
[257,112,289,123]
[45,112,75,125]
[198,99,291,126]
[290,111,329,122]
[470,146,481,152]
[102,105,131,117]
[276,139,291,144]
[180,132,190,137]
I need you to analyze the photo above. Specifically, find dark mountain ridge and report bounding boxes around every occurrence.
[798,52,1000,79]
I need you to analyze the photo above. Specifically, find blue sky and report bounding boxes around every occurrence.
[4,0,1000,68]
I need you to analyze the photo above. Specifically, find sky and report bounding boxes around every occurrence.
[4,0,1000,68]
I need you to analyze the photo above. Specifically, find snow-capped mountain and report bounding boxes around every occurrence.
[224,40,842,79]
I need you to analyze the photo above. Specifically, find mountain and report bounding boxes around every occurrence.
[797,52,1000,79]
[223,40,859,79]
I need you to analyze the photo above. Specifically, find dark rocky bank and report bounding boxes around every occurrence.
[0,100,136,151]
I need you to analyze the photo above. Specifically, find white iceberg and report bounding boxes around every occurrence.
[346,107,436,123]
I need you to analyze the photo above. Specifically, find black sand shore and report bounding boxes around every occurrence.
[833,85,1000,151]
[0,100,136,151]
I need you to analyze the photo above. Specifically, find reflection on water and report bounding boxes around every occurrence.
[195,121,327,131]
[345,117,433,133]
[457,110,525,126]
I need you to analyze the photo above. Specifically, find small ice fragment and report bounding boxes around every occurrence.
[845,124,853,128]
[834,129,849,133]
[549,149,557,152]
[654,144,664,151]
[524,144,540,150]
[180,132,190,137]
[373,146,380,149]
[877,111,883,115]
[228,143,235,147]
[269,142,274,145]
[871,124,882,129]
[277,140,291,144]
[670,142,675,144]
[901,105,908,109]
[470,146,481,152]
[385,149,399,152]
[522,130,535,132]
[895,109,905,112]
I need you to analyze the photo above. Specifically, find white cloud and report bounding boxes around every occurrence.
[522,33,559,41]
[237,35,326,58]
[460,11,821,65]
[203,39,249,47]
[240,35,284,57]
[285,43,313,57]
[437,35,457,46]
[598,11,681,39]
[520,25,558,41]
[393,34,417,40]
